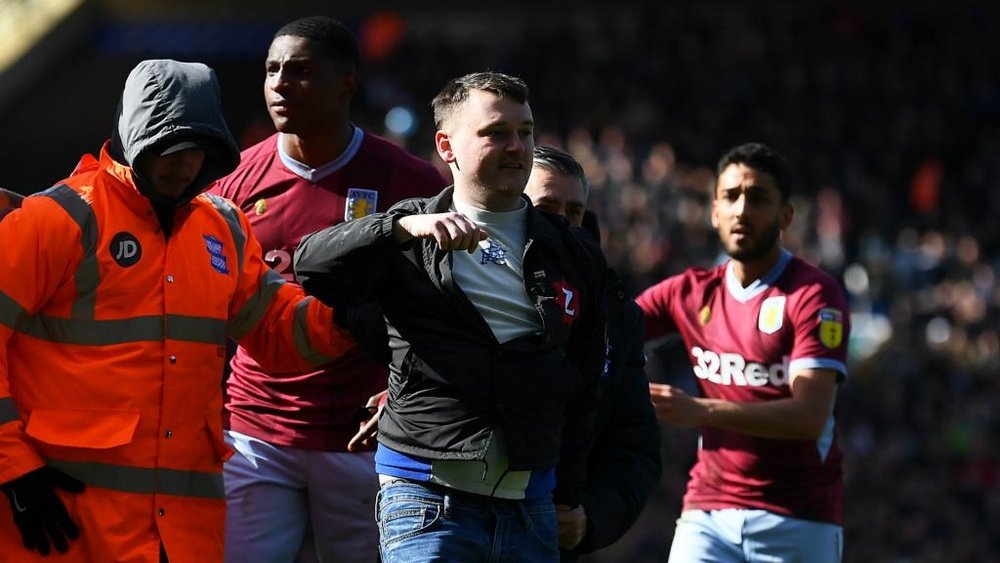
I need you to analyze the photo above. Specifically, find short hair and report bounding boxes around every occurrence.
[431,71,529,130]
[274,16,360,71]
[532,145,590,200]
[716,142,792,202]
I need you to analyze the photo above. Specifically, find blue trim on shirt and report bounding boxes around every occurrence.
[375,444,555,499]
[375,444,431,482]
[277,125,365,182]
[525,468,556,498]
[789,357,848,378]
[725,249,794,303]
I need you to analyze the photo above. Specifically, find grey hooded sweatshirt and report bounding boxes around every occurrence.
[110,59,240,235]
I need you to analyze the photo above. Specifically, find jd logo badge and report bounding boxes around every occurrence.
[110,232,141,267]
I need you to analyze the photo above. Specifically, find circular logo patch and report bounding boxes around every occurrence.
[110,232,142,267]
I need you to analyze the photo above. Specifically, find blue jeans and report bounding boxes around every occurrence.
[376,480,559,562]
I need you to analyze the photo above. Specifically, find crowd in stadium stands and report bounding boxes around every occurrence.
[340,4,999,561]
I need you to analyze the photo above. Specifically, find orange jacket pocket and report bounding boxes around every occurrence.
[25,408,140,449]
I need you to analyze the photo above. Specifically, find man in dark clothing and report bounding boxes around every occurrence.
[525,145,662,559]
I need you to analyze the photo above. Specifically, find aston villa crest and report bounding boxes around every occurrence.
[757,296,786,334]
[345,188,378,221]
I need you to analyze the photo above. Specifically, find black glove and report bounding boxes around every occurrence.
[1,466,85,555]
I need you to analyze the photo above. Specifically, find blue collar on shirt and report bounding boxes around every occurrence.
[724,248,793,303]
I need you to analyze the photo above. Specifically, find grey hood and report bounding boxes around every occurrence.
[111,59,240,203]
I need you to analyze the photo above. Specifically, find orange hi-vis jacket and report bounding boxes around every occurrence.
[0,148,356,562]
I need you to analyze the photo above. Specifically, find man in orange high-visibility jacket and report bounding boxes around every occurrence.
[0,59,356,563]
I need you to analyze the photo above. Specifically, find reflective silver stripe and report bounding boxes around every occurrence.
[206,194,245,277]
[292,297,336,365]
[18,315,162,344]
[0,289,28,330]
[18,314,224,345]
[0,397,19,425]
[166,315,226,345]
[46,458,224,499]
[155,466,224,498]
[39,185,99,320]
[227,269,284,340]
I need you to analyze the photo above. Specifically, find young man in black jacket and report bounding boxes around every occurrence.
[294,72,607,562]
[525,146,662,559]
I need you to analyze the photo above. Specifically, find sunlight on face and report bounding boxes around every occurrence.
[711,163,791,262]
[437,90,534,210]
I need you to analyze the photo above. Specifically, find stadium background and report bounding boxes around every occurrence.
[1,1,997,561]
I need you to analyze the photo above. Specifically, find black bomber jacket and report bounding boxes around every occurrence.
[294,187,606,506]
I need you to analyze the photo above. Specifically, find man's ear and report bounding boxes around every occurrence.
[780,202,794,230]
[435,131,455,164]
[340,70,360,101]
[710,198,720,229]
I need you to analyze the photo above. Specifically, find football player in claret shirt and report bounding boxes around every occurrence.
[636,142,850,563]
[210,16,446,562]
